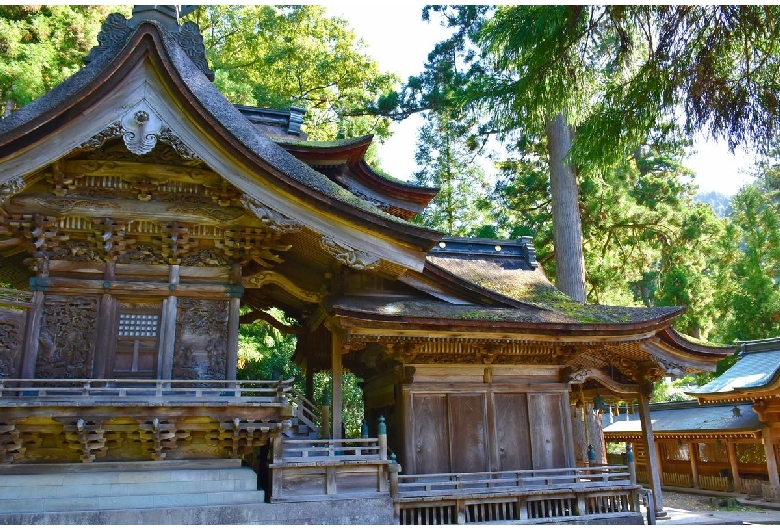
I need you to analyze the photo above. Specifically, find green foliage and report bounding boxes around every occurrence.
[237,312,365,438]
[410,110,492,235]
[650,376,697,403]
[0,5,128,115]
[184,5,399,144]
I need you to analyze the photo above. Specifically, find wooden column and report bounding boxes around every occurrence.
[20,291,45,379]
[226,264,241,381]
[93,259,117,378]
[763,427,780,489]
[689,440,700,488]
[727,441,741,492]
[226,297,240,381]
[638,391,666,517]
[158,265,179,380]
[331,330,343,440]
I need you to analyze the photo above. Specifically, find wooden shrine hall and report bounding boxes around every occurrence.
[0,6,734,525]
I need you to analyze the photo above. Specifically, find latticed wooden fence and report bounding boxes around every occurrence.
[762,483,780,502]
[742,478,769,498]
[662,471,693,488]
[699,474,731,492]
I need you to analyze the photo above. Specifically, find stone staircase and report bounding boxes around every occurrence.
[0,460,264,516]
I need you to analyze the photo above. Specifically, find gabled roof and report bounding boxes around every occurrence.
[274,135,439,221]
[0,11,441,273]
[688,338,780,403]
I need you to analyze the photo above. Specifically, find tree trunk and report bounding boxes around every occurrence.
[546,113,586,302]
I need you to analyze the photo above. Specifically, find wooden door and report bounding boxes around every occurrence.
[449,393,488,472]
[111,305,161,379]
[411,393,450,474]
[528,393,567,469]
[493,392,532,471]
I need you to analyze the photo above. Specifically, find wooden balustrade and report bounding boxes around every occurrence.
[0,378,293,403]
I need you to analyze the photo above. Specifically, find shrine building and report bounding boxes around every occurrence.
[0,6,733,525]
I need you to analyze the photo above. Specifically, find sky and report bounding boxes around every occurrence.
[327,5,756,197]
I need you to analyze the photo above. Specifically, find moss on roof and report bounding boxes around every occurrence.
[427,255,680,325]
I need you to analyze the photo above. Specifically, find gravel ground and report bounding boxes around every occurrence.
[662,490,763,512]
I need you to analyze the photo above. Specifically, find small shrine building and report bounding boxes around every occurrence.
[0,6,733,525]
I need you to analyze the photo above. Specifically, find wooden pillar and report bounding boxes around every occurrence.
[727,441,741,492]
[226,264,241,381]
[331,330,343,440]
[93,294,116,378]
[158,265,179,380]
[638,391,666,517]
[20,291,45,379]
[689,440,700,488]
[226,297,240,381]
[763,427,780,489]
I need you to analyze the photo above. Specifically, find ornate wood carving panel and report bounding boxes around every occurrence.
[173,299,229,380]
[35,296,99,379]
[0,307,25,378]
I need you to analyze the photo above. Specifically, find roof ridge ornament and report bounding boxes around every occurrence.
[84,6,214,81]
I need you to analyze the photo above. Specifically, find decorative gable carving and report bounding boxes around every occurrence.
[320,235,381,270]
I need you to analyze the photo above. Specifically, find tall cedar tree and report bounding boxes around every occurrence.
[388,6,780,302]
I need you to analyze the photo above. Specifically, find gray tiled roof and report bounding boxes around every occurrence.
[602,401,762,434]
[688,349,780,395]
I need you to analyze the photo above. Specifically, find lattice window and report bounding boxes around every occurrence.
[118,313,159,338]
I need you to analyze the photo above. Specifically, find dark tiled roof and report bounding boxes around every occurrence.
[602,401,762,435]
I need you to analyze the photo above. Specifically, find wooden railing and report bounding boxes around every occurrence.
[393,466,642,525]
[278,438,382,462]
[288,388,321,433]
[396,465,633,498]
[742,478,769,497]
[0,378,294,403]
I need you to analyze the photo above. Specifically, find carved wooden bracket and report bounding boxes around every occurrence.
[63,419,107,463]
[243,270,322,303]
[563,367,640,397]
[138,417,178,461]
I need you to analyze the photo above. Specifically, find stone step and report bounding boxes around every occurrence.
[0,464,263,513]
[0,490,266,513]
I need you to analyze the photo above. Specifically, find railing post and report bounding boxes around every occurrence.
[276,377,288,406]
[627,442,636,485]
[361,418,369,438]
[82,381,90,396]
[389,453,401,498]
[378,415,387,460]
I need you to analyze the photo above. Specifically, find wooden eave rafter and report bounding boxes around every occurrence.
[0,23,440,273]
[603,430,762,441]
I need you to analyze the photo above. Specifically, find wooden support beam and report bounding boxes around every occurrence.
[638,392,666,518]
[689,440,700,488]
[763,426,780,489]
[331,330,343,440]
[727,441,741,492]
